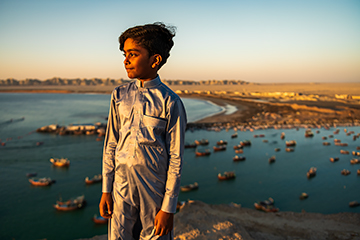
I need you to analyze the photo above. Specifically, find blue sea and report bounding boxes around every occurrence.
[0,93,359,240]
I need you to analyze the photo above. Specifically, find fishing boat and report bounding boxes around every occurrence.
[285,147,294,152]
[307,167,317,178]
[29,177,55,186]
[305,129,314,137]
[213,145,226,152]
[274,148,281,152]
[268,156,276,164]
[216,140,228,145]
[349,201,360,208]
[299,192,308,200]
[350,158,360,164]
[54,195,86,211]
[341,169,351,176]
[92,214,108,224]
[195,149,211,156]
[240,140,251,146]
[233,144,242,150]
[50,158,70,167]
[233,155,245,162]
[235,149,243,154]
[285,140,296,147]
[280,132,285,139]
[85,174,102,184]
[180,182,199,192]
[329,157,339,162]
[217,171,235,180]
[185,143,197,148]
[231,133,238,138]
[322,142,331,146]
[194,139,209,146]
[340,150,349,154]
[254,197,279,212]
[358,169,360,175]
[352,151,360,156]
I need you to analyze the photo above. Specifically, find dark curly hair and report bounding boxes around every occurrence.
[119,22,176,69]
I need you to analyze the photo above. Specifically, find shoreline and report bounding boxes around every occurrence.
[1,88,360,129]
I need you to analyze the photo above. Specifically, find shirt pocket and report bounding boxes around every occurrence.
[139,115,167,146]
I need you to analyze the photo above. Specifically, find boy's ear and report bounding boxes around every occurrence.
[152,54,162,69]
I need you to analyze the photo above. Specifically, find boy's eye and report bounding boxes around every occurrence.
[123,53,137,58]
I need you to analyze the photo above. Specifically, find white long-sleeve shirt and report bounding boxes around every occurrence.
[102,76,187,213]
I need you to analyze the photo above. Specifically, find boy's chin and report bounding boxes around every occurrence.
[127,73,137,79]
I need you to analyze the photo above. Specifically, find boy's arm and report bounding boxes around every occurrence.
[162,98,187,213]
[100,91,119,215]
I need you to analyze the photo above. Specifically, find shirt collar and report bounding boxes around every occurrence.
[135,75,161,89]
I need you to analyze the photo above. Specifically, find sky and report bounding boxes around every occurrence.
[0,0,359,83]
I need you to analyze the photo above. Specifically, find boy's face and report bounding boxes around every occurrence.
[123,38,158,81]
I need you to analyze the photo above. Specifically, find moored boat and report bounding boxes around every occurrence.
[305,129,314,137]
[180,182,199,192]
[50,158,70,167]
[349,201,360,208]
[85,174,102,184]
[185,143,197,148]
[216,140,228,145]
[233,144,243,150]
[254,197,279,212]
[54,195,86,211]
[235,148,243,153]
[195,149,211,156]
[268,156,276,164]
[233,155,245,162]
[350,158,360,164]
[194,139,209,146]
[213,145,226,152]
[280,132,285,139]
[240,140,251,146]
[341,169,351,176]
[285,147,294,152]
[285,140,296,147]
[307,167,317,178]
[299,192,308,200]
[329,157,339,162]
[218,171,235,180]
[29,177,55,186]
[340,150,349,154]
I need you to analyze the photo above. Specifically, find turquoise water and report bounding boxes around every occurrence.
[0,93,359,240]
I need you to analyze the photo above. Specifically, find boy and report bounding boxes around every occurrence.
[99,22,187,240]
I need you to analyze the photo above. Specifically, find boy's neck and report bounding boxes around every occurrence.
[139,75,158,87]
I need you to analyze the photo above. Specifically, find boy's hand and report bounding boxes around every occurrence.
[99,192,113,218]
[154,210,174,236]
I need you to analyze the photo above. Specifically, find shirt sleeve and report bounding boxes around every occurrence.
[102,90,119,193]
[161,98,187,213]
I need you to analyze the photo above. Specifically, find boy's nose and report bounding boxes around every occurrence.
[124,57,129,65]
